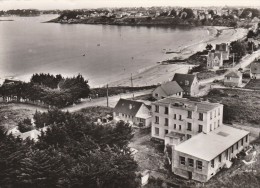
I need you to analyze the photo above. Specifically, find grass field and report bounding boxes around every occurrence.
[204,88,260,126]
[0,103,46,130]
[245,79,260,90]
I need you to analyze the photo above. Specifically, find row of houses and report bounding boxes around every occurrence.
[113,73,250,183]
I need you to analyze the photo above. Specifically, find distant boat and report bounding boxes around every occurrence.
[97,44,100,46]
[82,54,86,56]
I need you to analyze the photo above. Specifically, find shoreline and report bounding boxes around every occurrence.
[108,26,248,87]
[0,24,248,88]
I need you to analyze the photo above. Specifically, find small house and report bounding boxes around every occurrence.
[250,61,260,79]
[224,71,242,87]
[215,43,230,60]
[207,52,223,70]
[113,99,152,127]
[172,73,199,97]
[152,81,183,100]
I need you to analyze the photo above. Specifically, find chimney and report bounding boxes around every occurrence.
[195,104,198,112]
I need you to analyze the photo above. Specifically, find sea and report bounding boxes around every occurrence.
[0,15,208,87]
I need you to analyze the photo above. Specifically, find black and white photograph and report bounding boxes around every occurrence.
[0,0,260,187]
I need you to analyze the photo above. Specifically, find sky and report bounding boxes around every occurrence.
[0,0,260,10]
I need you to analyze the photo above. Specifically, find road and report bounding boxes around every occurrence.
[199,50,260,85]
[62,89,153,112]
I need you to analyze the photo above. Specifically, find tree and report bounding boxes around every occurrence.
[169,9,177,17]
[17,118,34,133]
[240,8,260,19]
[206,44,213,51]
[230,40,248,59]
[16,148,66,188]
[247,30,256,39]
[63,147,139,188]
[179,8,195,19]
[208,10,215,16]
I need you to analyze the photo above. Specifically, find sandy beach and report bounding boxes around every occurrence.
[109,26,248,87]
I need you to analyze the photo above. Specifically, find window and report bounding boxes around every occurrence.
[187,111,192,119]
[241,138,244,146]
[199,113,203,121]
[215,110,216,117]
[188,158,194,167]
[165,129,168,135]
[155,127,159,136]
[165,107,169,114]
[218,120,220,127]
[236,142,239,149]
[179,125,182,130]
[211,159,215,168]
[187,123,192,131]
[210,112,212,119]
[180,156,185,165]
[196,160,202,170]
[165,118,169,126]
[231,146,234,153]
[179,115,182,121]
[218,154,222,162]
[174,114,176,120]
[185,80,189,86]
[187,134,192,139]
[155,116,159,124]
[210,124,212,131]
[218,108,220,115]
[155,93,159,97]
[155,105,159,113]
[174,124,176,129]
[246,135,248,142]
[225,150,228,160]
[198,125,203,133]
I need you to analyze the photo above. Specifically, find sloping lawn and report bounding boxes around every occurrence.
[204,88,260,126]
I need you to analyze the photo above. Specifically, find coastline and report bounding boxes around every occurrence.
[108,26,248,87]
[0,22,248,88]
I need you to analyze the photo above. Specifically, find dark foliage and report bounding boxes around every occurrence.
[17,118,34,133]
[0,110,138,188]
[31,73,63,89]
[240,8,260,19]
[0,73,90,108]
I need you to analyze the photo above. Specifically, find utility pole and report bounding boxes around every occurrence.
[232,53,235,67]
[131,73,134,99]
[106,84,109,107]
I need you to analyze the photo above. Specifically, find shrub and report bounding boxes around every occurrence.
[17,118,34,133]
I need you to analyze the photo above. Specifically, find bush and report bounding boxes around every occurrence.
[17,118,34,133]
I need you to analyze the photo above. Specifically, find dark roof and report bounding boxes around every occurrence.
[114,99,143,117]
[155,81,183,96]
[214,52,222,60]
[251,62,260,74]
[172,73,196,93]
[216,43,228,51]
[225,71,241,78]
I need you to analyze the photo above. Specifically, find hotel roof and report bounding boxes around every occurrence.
[175,125,249,161]
[153,97,222,113]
